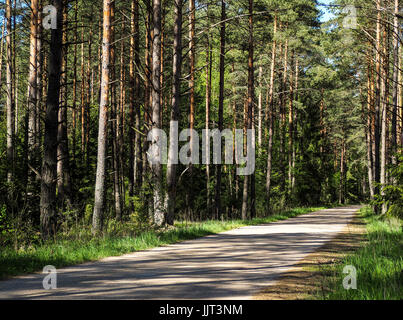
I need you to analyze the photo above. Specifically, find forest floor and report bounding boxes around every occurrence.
[0,206,360,299]
[254,210,366,300]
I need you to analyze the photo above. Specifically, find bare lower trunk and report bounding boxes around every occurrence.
[391,0,399,165]
[27,0,38,181]
[288,52,294,197]
[92,0,112,234]
[57,2,73,209]
[6,0,14,186]
[215,0,225,220]
[187,0,196,220]
[166,0,183,225]
[242,0,255,220]
[374,0,382,213]
[205,4,211,214]
[110,1,122,220]
[265,15,277,212]
[366,54,375,199]
[380,25,388,215]
[258,66,263,146]
[339,140,345,205]
[152,0,164,226]
[40,0,63,239]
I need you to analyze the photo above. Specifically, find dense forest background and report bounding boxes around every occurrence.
[0,0,401,242]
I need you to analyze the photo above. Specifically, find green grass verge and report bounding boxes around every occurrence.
[318,206,402,300]
[0,206,325,280]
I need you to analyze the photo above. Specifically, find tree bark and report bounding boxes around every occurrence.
[265,14,277,212]
[215,0,226,220]
[6,0,14,186]
[288,52,294,197]
[242,0,255,220]
[152,0,164,226]
[366,53,375,199]
[391,0,399,165]
[166,0,183,225]
[258,66,263,146]
[92,0,112,234]
[57,1,73,209]
[27,0,38,176]
[187,0,196,221]
[40,0,63,239]
[110,1,123,220]
[205,3,212,216]
[374,0,382,213]
[380,23,389,215]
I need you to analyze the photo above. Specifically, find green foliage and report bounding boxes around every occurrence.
[0,205,13,238]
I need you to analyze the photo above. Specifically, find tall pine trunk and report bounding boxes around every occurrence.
[92,0,112,234]
[57,1,73,209]
[215,0,225,220]
[242,0,255,220]
[40,0,63,239]
[151,0,164,226]
[265,15,277,212]
[6,0,14,186]
[187,0,196,220]
[374,0,382,213]
[166,0,183,225]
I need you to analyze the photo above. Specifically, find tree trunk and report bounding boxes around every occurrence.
[288,52,294,197]
[366,53,375,199]
[152,0,164,226]
[292,57,298,190]
[265,14,277,212]
[374,0,382,213]
[72,0,78,163]
[242,0,255,220]
[339,139,345,205]
[110,1,122,221]
[280,37,288,193]
[187,0,196,221]
[40,0,63,239]
[166,0,183,225]
[36,0,43,145]
[380,23,389,215]
[391,0,399,165]
[129,0,136,205]
[57,1,73,209]
[27,0,38,177]
[205,3,212,215]
[92,0,112,234]
[0,23,5,89]
[258,66,263,146]
[6,0,14,186]
[215,0,225,220]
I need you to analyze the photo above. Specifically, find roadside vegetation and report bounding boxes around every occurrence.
[0,206,325,280]
[317,206,402,300]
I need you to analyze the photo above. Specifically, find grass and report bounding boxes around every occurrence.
[316,206,402,300]
[0,206,325,281]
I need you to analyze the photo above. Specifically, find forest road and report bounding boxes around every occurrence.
[0,206,361,300]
